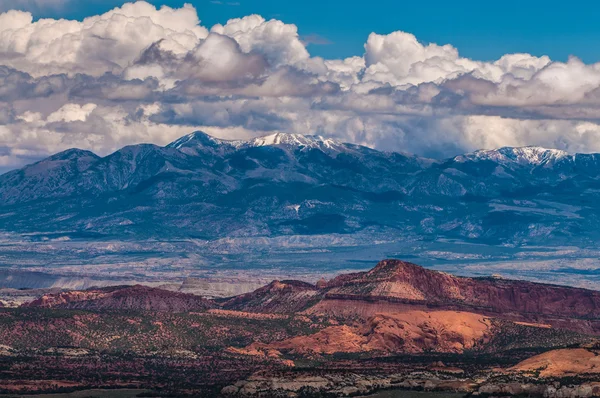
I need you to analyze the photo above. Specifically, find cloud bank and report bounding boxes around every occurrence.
[1,1,600,170]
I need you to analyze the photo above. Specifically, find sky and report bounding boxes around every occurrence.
[1,0,600,172]
[15,0,600,63]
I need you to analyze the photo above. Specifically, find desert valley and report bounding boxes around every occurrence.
[1,259,600,397]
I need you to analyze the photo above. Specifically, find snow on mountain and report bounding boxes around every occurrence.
[166,131,238,157]
[243,133,346,151]
[1,131,600,248]
[454,146,571,166]
[168,131,348,154]
[168,132,224,150]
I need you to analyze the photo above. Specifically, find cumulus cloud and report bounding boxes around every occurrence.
[47,103,97,123]
[211,15,309,66]
[0,2,207,76]
[3,1,600,171]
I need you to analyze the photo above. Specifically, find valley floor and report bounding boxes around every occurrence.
[3,236,600,297]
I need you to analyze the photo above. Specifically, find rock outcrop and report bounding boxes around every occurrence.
[24,285,216,312]
[323,260,600,320]
[22,259,600,335]
[221,280,320,313]
[9,258,600,397]
[510,348,600,377]
[225,260,600,334]
[242,310,492,355]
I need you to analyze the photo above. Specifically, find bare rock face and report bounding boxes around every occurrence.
[325,260,466,301]
[510,348,600,377]
[221,280,321,313]
[248,310,492,355]
[223,259,600,336]
[325,260,600,319]
[220,260,600,358]
[358,310,492,353]
[266,325,367,355]
[305,260,600,333]
[23,285,216,312]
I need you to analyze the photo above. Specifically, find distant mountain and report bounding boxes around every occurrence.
[0,132,599,247]
[24,285,216,312]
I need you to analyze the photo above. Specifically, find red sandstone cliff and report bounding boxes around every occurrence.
[323,260,600,319]
[23,260,600,333]
[220,280,320,313]
[222,259,600,334]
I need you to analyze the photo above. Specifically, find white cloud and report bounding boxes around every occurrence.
[0,2,208,76]
[2,1,600,170]
[211,15,309,66]
[47,103,97,123]
[451,116,600,154]
[185,33,267,81]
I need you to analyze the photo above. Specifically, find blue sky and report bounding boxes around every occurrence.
[3,0,600,171]
[34,0,600,63]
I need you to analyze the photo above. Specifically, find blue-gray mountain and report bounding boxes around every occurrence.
[0,132,597,246]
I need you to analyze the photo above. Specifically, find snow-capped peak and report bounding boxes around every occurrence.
[167,131,347,154]
[167,131,345,151]
[167,131,227,150]
[456,146,571,166]
[243,133,343,150]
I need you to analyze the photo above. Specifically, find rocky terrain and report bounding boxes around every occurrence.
[510,348,600,377]
[23,285,217,312]
[240,310,493,356]
[0,259,599,396]
[221,259,600,335]
[1,131,600,254]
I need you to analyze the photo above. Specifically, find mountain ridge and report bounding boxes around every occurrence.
[224,259,600,329]
[1,131,600,248]
[3,131,594,179]
[24,259,600,336]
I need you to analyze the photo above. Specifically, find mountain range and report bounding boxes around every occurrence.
[0,131,598,249]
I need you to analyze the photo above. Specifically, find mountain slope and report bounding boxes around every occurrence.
[24,285,216,312]
[25,259,600,328]
[0,149,100,205]
[224,259,600,334]
[217,259,600,358]
[0,132,599,247]
[323,260,600,320]
[19,258,600,361]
